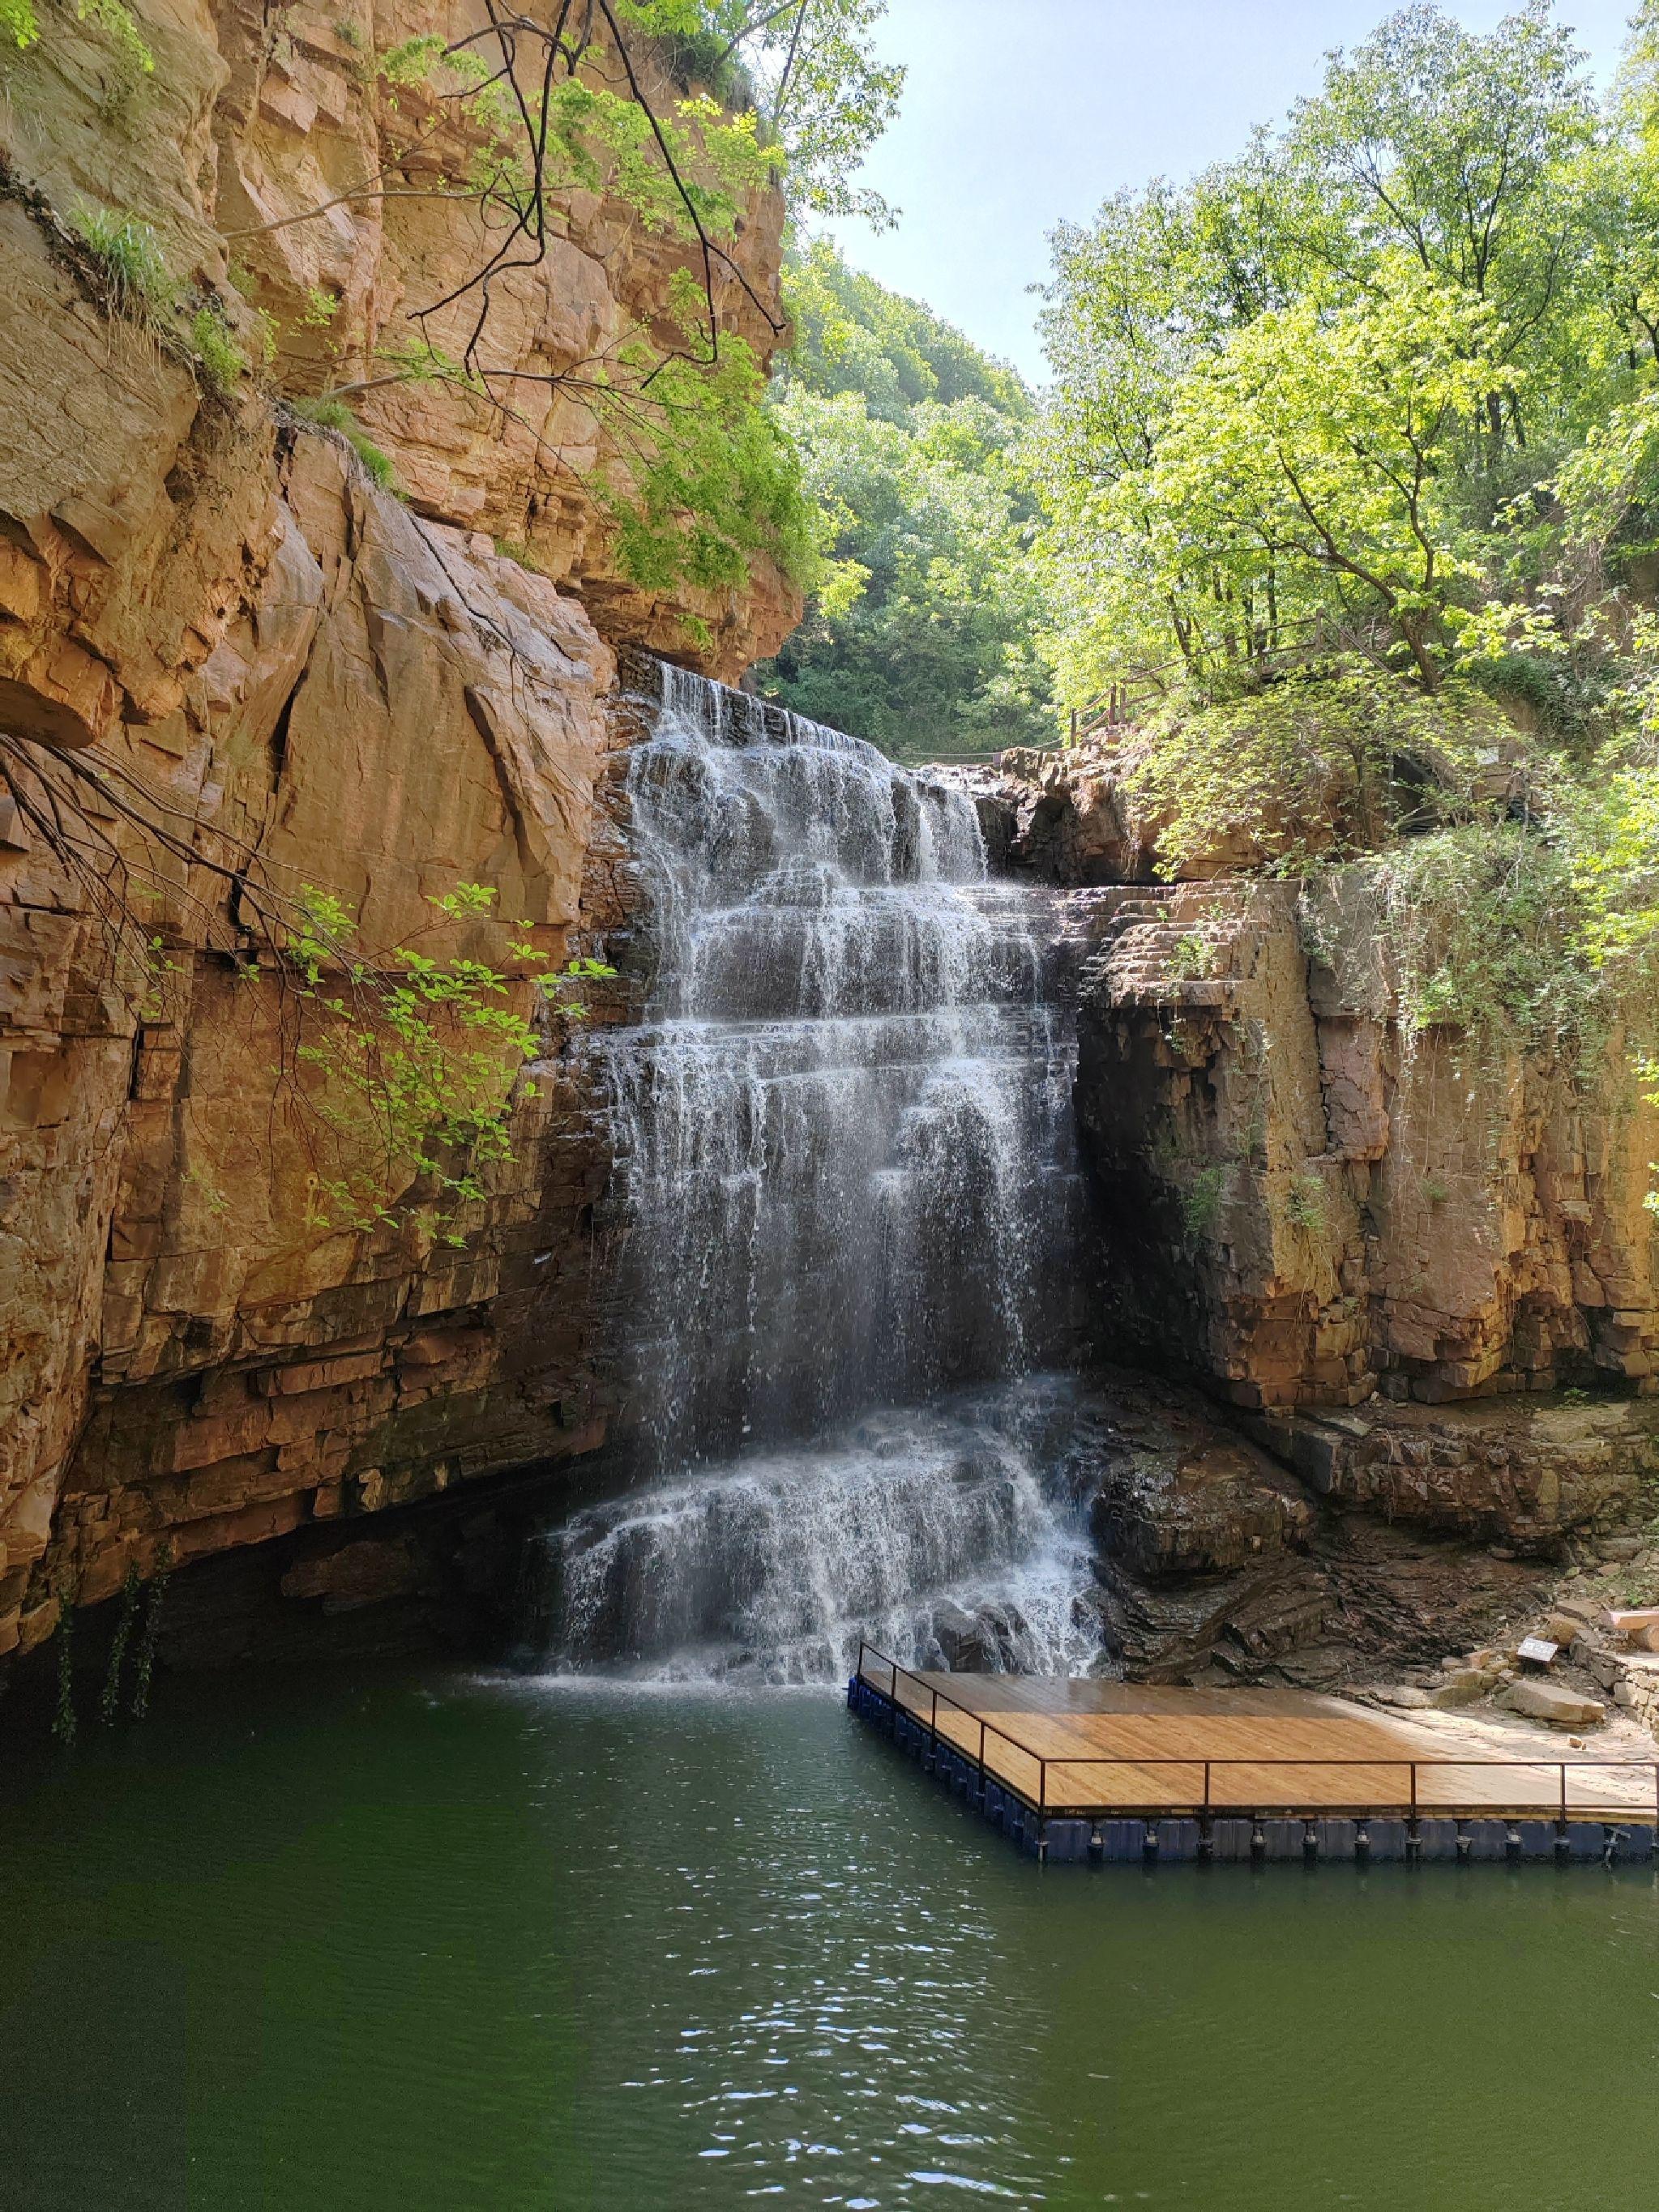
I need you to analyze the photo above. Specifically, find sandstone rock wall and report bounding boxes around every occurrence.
[0,0,788,1659]
[1070,877,1659,1417]
[207,0,798,674]
[0,371,631,1650]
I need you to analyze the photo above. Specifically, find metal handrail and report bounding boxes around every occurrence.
[857,1639,1047,1791]
[855,1640,1659,1826]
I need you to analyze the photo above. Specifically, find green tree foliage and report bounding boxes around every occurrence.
[754,241,1050,761]
[1038,2,1610,707]
[623,0,904,224]
[287,883,614,1241]
[1037,0,1659,1118]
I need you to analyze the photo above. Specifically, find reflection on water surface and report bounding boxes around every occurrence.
[2,1672,1656,2210]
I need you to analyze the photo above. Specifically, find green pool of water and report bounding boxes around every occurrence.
[2,1668,1656,2209]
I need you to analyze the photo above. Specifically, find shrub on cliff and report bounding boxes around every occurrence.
[1116,668,1500,874]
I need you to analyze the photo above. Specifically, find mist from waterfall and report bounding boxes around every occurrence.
[539,666,1099,1682]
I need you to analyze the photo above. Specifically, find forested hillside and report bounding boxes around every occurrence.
[1030,0,1659,1083]
[752,241,1052,759]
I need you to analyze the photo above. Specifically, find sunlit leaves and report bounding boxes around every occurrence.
[754,244,1050,758]
[288,885,614,1241]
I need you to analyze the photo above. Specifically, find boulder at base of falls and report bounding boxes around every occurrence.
[1070,1372,1318,1579]
[931,1600,1028,1672]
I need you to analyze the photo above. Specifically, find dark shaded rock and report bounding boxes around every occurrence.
[930,1598,1030,1672]
[280,1539,423,1615]
[1064,1368,1574,1689]
[1051,1369,1316,1580]
[932,1599,996,1672]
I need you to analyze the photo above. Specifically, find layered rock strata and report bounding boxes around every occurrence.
[1069,878,1659,1413]
[1030,1368,1612,1692]
[961,737,1659,1424]
[0,0,791,1659]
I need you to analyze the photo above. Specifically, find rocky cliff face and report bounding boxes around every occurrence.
[207,0,797,674]
[969,753,1659,1419]
[0,0,790,1659]
[1072,878,1659,1412]
[960,747,1659,1612]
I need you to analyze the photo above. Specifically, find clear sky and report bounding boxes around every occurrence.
[823,0,1642,382]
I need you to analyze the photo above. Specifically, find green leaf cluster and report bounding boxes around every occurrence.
[596,284,820,611]
[1037,1,1622,705]
[617,1,904,226]
[69,201,174,316]
[3,0,152,70]
[287,882,615,1241]
[1348,822,1611,1066]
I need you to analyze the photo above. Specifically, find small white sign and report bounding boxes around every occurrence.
[1516,1636,1559,1668]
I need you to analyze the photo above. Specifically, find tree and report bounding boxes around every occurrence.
[1148,263,1514,690]
[625,1,904,223]
[753,242,1050,760]
[1036,2,1615,707]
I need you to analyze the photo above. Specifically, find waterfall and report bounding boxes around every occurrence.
[542,1382,1100,1685]
[538,666,1099,1682]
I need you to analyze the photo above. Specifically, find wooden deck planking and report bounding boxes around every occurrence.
[866,1659,1659,1820]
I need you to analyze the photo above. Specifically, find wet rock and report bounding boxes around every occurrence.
[1071,1373,1316,1580]
[931,1601,998,1673]
[280,1539,422,1616]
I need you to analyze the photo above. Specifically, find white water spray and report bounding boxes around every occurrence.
[541,669,1099,1680]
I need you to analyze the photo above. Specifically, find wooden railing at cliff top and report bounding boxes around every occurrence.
[1067,682,1154,745]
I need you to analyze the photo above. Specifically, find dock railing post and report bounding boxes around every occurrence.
[1560,1762,1568,1824]
[1039,1757,1045,1811]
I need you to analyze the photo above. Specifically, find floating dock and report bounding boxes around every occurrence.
[851,1643,1659,1865]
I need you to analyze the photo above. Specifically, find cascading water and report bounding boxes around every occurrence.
[539,665,1101,1682]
